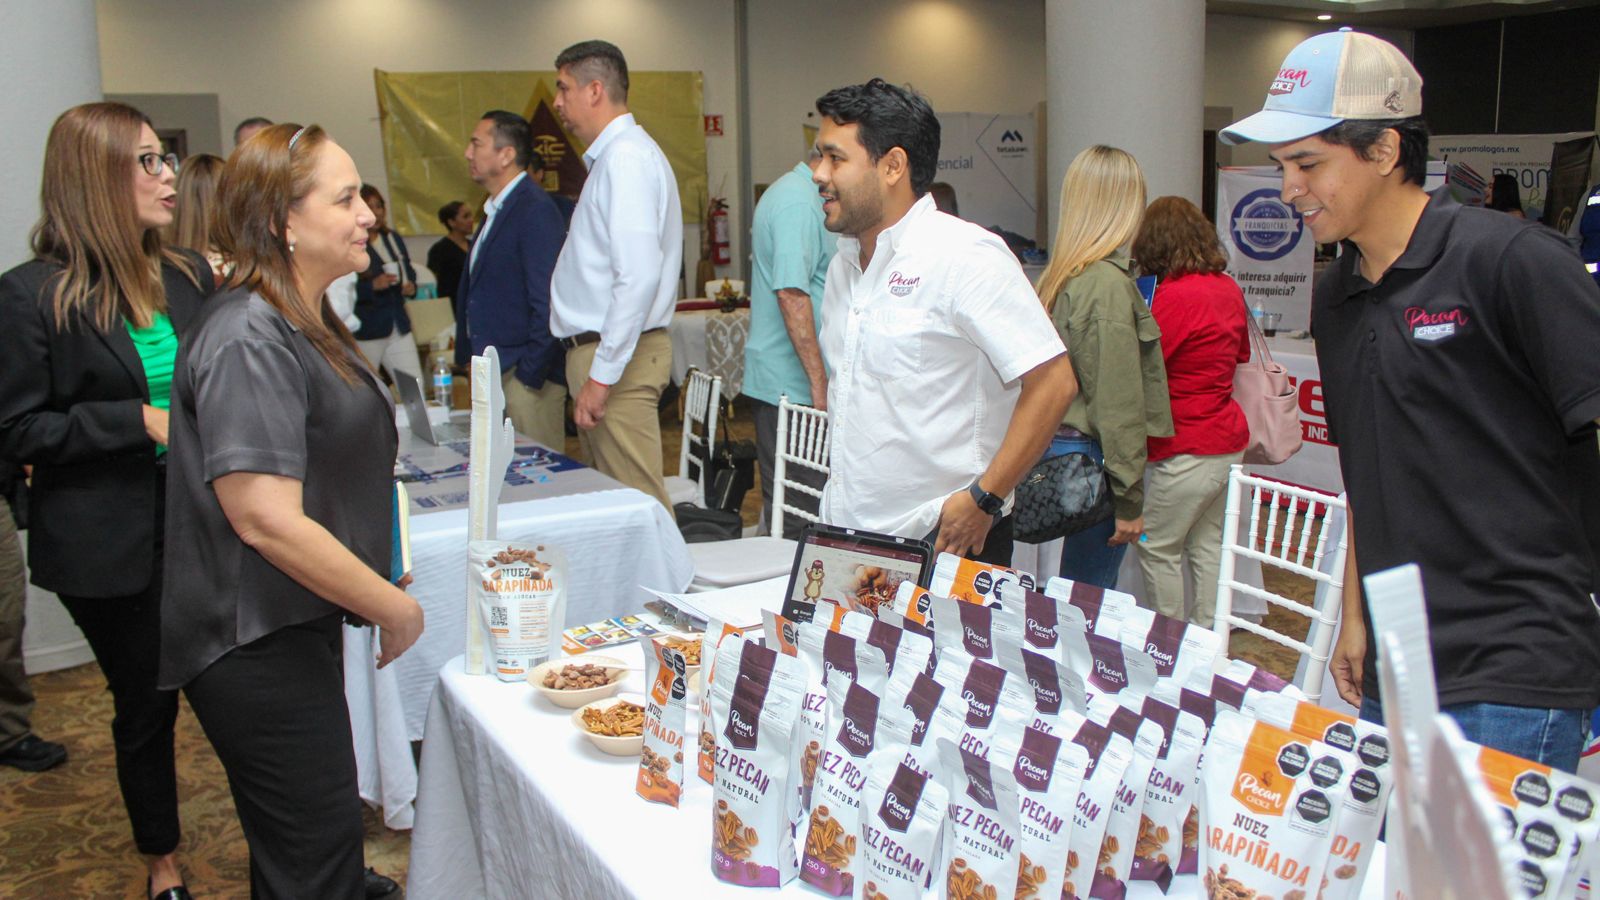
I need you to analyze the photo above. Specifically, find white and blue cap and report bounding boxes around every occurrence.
[1221,28,1422,146]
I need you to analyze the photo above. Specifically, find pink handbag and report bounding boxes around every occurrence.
[1232,311,1303,465]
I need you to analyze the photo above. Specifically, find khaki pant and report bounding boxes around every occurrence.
[1135,450,1244,626]
[356,329,422,380]
[501,371,568,450]
[565,330,673,512]
[0,498,35,750]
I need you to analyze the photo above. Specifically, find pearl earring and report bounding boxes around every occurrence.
[289,240,296,253]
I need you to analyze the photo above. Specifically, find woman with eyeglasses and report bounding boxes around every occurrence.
[0,102,213,900]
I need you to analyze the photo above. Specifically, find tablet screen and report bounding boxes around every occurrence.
[782,526,931,621]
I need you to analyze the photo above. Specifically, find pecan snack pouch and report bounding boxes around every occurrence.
[468,540,568,681]
[1043,577,1138,635]
[711,635,809,887]
[992,724,1092,900]
[797,623,889,813]
[936,737,1024,900]
[884,655,957,780]
[1473,743,1590,899]
[929,552,1039,607]
[1062,706,1137,900]
[1199,710,1349,900]
[1059,625,1158,703]
[802,676,888,895]
[1121,693,1206,893]
[1093,696,1166,899]
[1115,606,1222,689]
[993,634,1088,734]
[698,619,747,784]
[840,607,935,687]
[930,594,1025,662]
[859,750,950,899]
[637,635,689,806]
[1553,776,1600,899]
[1009,585,1090,654]
[878,605,936,643]
[1243,690,1394,900]
[887,582,946,630]
[929,647,1033,763]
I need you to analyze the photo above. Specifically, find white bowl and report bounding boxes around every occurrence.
[529,656,627,709]
[572,695,646,756]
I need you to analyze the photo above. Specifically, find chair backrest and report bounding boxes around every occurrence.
[772,394,829,538]
[678,368,723,495]
[1212,464,1348,703]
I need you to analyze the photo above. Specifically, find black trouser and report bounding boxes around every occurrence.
[751,398,827,539]
[923,513,1015,568]
[184,614,363,900]
[57,584,182,856]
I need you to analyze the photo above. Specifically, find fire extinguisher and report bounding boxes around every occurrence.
[709,198,731,266]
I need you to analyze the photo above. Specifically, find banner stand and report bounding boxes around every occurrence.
[464,347,515,676]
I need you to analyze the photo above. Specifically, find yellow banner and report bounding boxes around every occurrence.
[374,69,707,235]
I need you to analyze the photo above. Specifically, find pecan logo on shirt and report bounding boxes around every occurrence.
[1405,306,1470,342]
[887,271,921,297]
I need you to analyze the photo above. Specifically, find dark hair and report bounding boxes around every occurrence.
[1317,116,1429,187]
[1133,196,1229,280]
[528,152,547,174]
[233,116,273,145]
[437,200,465,227]
[480,110,532,169]
[814,79,940,196]
[1488,173,1524,212]
[555,40,629,103]
[359,183,384,205]
[929,182,959,216]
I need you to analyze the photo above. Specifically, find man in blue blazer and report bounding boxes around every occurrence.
[454,110,567,447]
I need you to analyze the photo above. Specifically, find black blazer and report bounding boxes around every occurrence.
[0,253,212,597]
[353,230,415,340]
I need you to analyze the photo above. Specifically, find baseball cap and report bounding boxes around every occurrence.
[1221,28,1422,146]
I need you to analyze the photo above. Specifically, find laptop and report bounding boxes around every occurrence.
[394,370,469,445]
[780,523,933,622]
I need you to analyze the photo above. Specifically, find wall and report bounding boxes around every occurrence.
[97,0,741,277]
[105,92,223,158]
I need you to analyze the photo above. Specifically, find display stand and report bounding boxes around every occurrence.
[463,347,516,676]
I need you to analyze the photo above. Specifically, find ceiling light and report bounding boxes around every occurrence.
[1317,13,1333,20]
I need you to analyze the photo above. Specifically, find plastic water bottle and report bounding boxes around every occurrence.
[1250,299,1267,322]
[430,355,453,408]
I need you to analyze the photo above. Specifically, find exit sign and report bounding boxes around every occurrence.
[704,115,724,136]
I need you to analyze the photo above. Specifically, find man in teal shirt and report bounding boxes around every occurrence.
[743,155,835,537]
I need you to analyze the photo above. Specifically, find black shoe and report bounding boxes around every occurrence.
[364,867,400,899]
[147,877,194,900]
[0,734,67,772]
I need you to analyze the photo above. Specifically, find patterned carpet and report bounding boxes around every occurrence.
[0,662,410,899]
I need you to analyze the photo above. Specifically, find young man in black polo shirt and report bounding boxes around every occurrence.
[1223,29,1600,771]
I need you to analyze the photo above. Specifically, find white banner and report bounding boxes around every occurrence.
[1215,167,1314,332]
[933,112,1037,242]
[1430,132,1594,218]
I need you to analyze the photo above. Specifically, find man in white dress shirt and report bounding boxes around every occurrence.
[813,79,1077,564]
[550,39,682,510]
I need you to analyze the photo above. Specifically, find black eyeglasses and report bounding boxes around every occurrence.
[138,152,180,177]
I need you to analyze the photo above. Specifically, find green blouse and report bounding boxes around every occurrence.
[125,311,178,454]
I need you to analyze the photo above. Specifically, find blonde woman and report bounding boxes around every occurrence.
[0,101,213,900]
[166,152,226,277]
[1035,145,1171,588]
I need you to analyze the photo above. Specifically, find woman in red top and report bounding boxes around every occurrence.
[1132,196,1250,625]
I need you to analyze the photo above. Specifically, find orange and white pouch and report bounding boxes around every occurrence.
[1199,709,1350,900]
[697,619,747,784]
[636,634,688,807]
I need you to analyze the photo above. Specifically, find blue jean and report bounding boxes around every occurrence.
[1359,694,1590,773]
[1050,434,1126,590]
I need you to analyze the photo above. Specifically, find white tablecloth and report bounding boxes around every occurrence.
[670,308,751,397]
[344,425,694,829]
[407,651,1385,900]
[1260,335,1343,495]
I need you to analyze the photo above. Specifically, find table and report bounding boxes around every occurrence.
[407,649,1386,900]
[344,416,695,828]
[670,307,751,398]
[1260,335,1342,496]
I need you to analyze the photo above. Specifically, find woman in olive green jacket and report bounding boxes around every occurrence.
[1034,145,1172,588]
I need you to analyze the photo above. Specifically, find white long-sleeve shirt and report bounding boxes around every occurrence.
[549,113,683,385]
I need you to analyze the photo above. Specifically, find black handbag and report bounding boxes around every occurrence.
[1012,450,1114,544]
[674,502,744,543]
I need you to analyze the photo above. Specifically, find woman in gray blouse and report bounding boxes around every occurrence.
[160,123,423,899]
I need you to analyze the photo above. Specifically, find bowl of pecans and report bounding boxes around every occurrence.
[571,695,647,756]
[529,656,628,709]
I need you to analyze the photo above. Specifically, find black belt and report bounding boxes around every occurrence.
[560,327,665,349]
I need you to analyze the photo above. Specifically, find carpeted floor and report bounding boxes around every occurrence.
[1,395,1313,897]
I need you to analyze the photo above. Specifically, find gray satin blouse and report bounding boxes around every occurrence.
[159,288,397,688]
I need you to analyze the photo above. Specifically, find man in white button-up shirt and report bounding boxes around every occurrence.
[812,80,1077,564]
[549,40,682,510]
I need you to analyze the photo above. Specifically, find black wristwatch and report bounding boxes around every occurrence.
[967,480,1003,516]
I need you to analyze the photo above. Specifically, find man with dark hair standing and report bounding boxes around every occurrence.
[455,110,567,448]
[812,79,1076,565]
[550,40,681,509]
[233,116,272,147]
[1224,30,1600,770]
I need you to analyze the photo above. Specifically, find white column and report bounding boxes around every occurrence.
[0,0,100,673]
[1045,0,1205,236]
[0,0,102,269]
